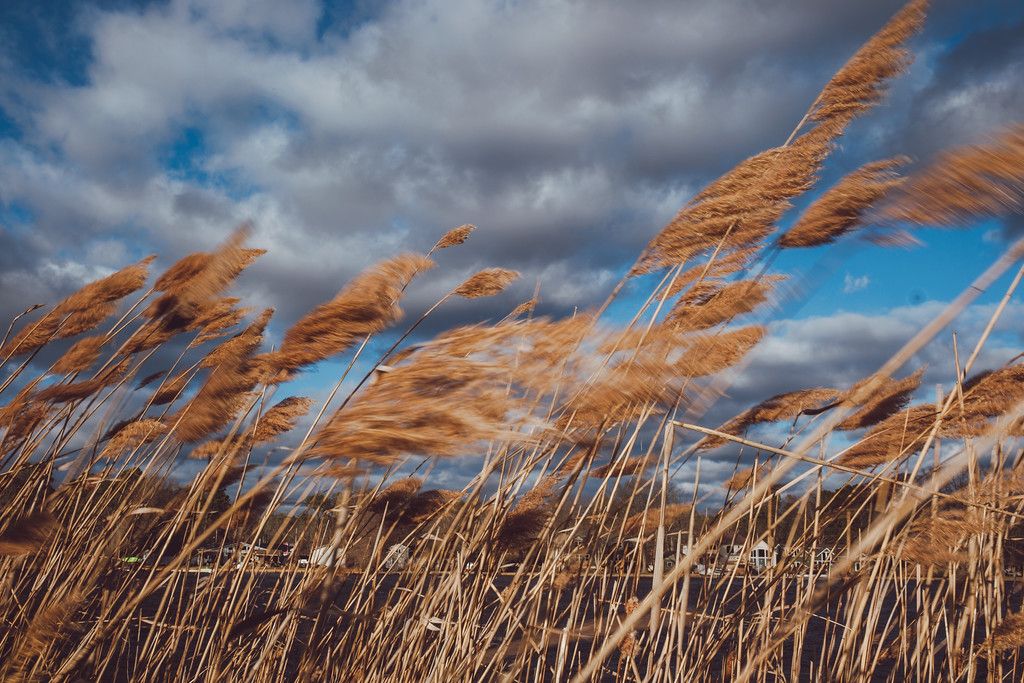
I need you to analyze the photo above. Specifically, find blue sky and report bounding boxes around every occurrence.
[1,0,1023,491]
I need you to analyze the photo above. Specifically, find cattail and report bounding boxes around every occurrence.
[261,253,433,378]
[253,396,313,443]
[367,477,423,515]
[99,419,167,459]
[0,510,59,555]
[51,335,106,374]
[433,223,475,250]
[838,367,924,430]
[676,325,766,377]
[453,267,520,298]
[811,0,928,124]
[780,157,907,247]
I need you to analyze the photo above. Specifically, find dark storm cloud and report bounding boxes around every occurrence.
[898,13,1024,159]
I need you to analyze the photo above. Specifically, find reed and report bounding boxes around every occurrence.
[3,2,1024,681]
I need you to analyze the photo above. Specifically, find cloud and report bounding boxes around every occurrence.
[843,273,870,293]
[0,0,1021,492]
[5,0,1014,329]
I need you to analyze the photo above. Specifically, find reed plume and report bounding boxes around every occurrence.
[879,124,1024,226]
[367,477,423,515]
[780,157,907,248]
[668,276,783,331]
[260,253,433,378]
[152,371,191,405]
[2,256,153,357]
[810,0,928,124]
[187,297,249,346]
[99,419,168,459]
[676,325,766,377]
[986,611,1024,652]
[33,358,132,404]
[838,368,924,431]
[145,229,262,323]
[0,510,59,555]
[172,310,271,442]
[622,503,693,536]
[494,476,559,552]
[252,396,312,444]
[898,506,991,565]
[306,336,531,465]
[432,224,475,250]
[453,267,520,298]
[701,387,839,449]
[589,455,655,479]
[635,120,843,274]
[50,335,106,375]
[399,489,461,525]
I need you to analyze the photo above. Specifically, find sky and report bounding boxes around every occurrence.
[1,0,1023,495]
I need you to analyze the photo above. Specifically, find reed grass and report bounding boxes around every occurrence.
[3,1,1024,681]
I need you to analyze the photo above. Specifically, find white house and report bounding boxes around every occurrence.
[309,545,346,568]
[717,540,777,572]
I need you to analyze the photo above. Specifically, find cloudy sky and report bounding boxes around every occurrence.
[1,0,1023,492]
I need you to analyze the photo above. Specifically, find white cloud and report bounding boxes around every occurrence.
[843,273,870,293]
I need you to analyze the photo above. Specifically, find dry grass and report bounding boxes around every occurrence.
[3,3,1024,682]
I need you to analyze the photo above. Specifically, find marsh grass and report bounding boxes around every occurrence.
[4,1,1024,681]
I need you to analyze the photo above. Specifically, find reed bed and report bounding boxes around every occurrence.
[4,1,1024,681]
